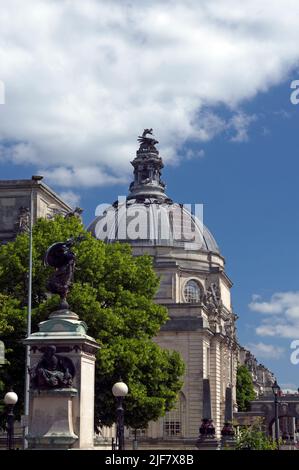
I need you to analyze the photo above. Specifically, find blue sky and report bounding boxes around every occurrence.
[1,1,299,390]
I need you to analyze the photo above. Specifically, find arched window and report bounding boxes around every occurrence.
[184,279,202,303]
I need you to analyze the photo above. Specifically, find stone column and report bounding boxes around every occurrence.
[196,379,220,450]
[24,308,99,449]
[287,416,295,443]
[292,417,297,442]
[281,416,290,442]
[209,338,221,436]
[221,386,236,449]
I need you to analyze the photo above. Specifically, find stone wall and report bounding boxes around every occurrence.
[0,178,72,243]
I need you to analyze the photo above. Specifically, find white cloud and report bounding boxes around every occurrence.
[0,1,299,187]
[42,166,127,188]
[249,291,299,338]
[273,110,292,119]
[245,342,285,359]
[185,149,205,160]
[280,383,298,394]
[229,112,257,142]
[58,190,81,208]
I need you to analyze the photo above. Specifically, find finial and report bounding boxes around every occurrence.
[137,128,159,147]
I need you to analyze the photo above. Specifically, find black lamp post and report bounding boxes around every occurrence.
[112,379,128,451]
[4,390,18,450]
[272,380,280,449]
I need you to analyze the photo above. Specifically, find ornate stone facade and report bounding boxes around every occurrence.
[1,135,277,448]
[88,130,241,447]
[0,177,72,243]
[239,347,276,397]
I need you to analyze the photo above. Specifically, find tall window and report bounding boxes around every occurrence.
[184,279,202,303]
[163,394,185,438]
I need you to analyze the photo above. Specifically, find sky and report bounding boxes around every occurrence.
[1,0,299,390]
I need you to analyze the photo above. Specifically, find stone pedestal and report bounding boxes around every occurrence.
[196,436,220,450]
[221,434,236,450]
[24,309,100,450]
[196,379,220,450]
[27,389,78,449]
[196,418,220,450]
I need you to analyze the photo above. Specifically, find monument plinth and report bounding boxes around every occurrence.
[24,308,99,449]
[23,237,100,449]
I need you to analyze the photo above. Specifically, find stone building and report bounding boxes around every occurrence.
[239,347,275,397]
[87,130,240,447]
[0,137,277,449]
[0,176,72,243]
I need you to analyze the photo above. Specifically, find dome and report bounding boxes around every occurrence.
[87,200,220,254]
[87,129,220,254]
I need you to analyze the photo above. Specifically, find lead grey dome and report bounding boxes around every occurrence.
[87,129,220,254]
[87,201,220,254]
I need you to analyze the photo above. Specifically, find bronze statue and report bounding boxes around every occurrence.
[29,345,75,389]
[137,128,159,148]
[64,207,83,219]
[44,235,84,309]
[142,128,153,136]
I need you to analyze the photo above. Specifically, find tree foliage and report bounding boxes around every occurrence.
[235,419,278,450]
[0,294,26,423]
[0,216,184,430]
[236,365,256,412]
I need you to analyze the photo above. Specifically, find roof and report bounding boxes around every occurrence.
[87,200,220,254]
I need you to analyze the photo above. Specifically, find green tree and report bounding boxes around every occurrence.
[0,293,26,425]
[0,216,184,430]
[236,365,256,411]
[235,418,278,450]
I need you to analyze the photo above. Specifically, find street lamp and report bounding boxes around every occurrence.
[24,176,43,448]
[272,380,281,449]
[112,379,128,451]
[4,391,18,450]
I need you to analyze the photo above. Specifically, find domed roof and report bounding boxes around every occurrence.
[87,200,220,254]
[87,129,220,254]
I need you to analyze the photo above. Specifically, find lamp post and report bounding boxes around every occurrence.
[272,380,280,449]
[23,175,43,449]
[112,379,128,451]
[4,391,18,450]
